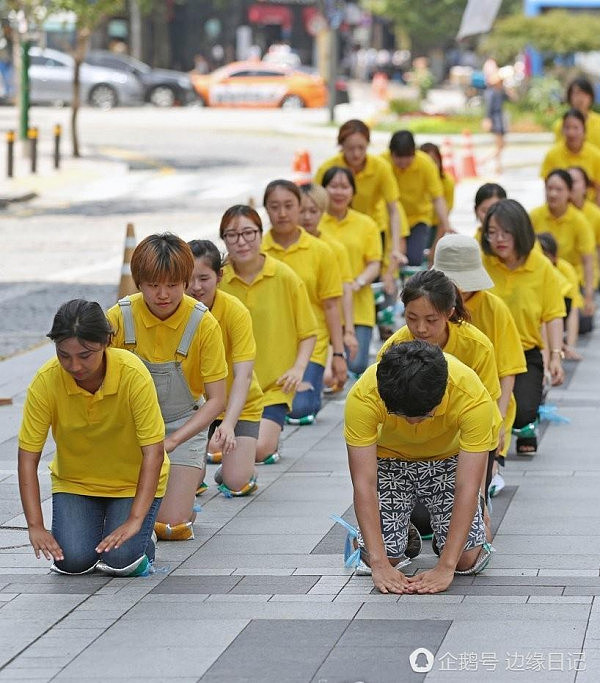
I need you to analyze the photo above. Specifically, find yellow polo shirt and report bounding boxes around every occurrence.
[314,152,399,226]
[107,293,227,399]
[553,110,600,149]
[262,227,342,366]
[482,248,566,350]
[430,173,455,226]
[19,348,169,497]
[540,142,600,197]
[465,290,527,457]
[219,254,318,409]
[320,232,353,284]
[556,258,584,308]
[344,353,498,461]
[381,149,444,227]
[319,209,382,326]
[378,321,501,401]
[580,200,600,287]
[210,290,264,422]
[530,203,594,282]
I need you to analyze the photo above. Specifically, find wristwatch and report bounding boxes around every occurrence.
[332,352,347,360]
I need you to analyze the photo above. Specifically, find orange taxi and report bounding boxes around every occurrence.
[189,61,328,108]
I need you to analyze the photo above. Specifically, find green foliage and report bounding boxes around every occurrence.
[388,98,421,115]
[378,113,483,135]
[481,10,600,63]
[506,75,563,130]
[49,0,126,30]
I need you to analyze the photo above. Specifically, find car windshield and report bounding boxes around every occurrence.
[89,52,151,74]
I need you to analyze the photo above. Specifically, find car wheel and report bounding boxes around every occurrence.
[280,94,305,109]
[149,85,176,107]
[89,84,118,110]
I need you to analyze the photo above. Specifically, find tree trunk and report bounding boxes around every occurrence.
[71,27,90,158]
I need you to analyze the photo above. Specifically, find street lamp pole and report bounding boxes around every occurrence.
[324,0,343,124]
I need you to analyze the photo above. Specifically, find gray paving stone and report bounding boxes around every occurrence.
[149,575,242,594]
[229,575,319,594]
[194,533,323,555]
[200,619,350,683]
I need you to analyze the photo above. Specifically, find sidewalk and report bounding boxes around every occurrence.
[0,305,599,681]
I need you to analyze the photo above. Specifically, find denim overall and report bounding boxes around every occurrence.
[118,298,208,467]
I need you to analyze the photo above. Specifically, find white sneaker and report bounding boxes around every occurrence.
[355,559,372,575]
[489,472,505,498]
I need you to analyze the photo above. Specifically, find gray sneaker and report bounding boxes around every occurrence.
[405,522,422,559]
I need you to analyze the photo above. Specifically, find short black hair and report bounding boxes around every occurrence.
[537,231,558,258]
[389,130,416,157]
[47,299,113,346]
[481,198,535,259]
[545,168,573,190]
[376,340,448,417]
[321,165,356,194]
[474,182,506,210]
[567,77,595,104]
[188,239,223,273]
[562,108,586,128]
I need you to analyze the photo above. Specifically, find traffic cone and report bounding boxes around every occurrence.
[0,398,12,406]
[441,137,457,181]
[248,196,256,209]
[460,130,478,179]
[118,223,138,299]
[292,149,312,186]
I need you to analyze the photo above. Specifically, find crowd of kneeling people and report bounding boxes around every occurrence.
[17,99,598,594]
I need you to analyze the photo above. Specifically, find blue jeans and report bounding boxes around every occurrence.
[347,325,373,376]
[52,493,161,574]
[406,222,430,266]
[289,361,325,418]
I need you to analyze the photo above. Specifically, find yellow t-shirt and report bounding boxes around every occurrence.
[530,203,595,282]
[319,209,382,327]
[556,258,584,308]
[314,152,399,227]
[210,290,264,422]
[262,227,342,366]
[19,348,169,497]
[378,321,501,401]
[219,254,318,409]
[107,293,228,400]
[344,354,498,461]
[320,231,353,284]
[381,149,444,227]
[553,110,600,149]
[430,173,455,226]
[482,248,566,350]
[540,142,600,197]
[580,200,600,287]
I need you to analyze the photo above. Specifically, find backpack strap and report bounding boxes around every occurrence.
[117,297,136,346]
[176,302,207,357]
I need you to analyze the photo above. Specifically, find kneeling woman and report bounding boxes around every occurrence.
[108,234,227,540]
[187,240,264,496]
[18,300,169,576]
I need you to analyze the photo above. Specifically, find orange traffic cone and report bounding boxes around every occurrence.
[118,223,138,299]
[460,130,478,179]
[441,137,457,181]
[248,196,256,209]
[292,149,312,186]
[0,398,12,406]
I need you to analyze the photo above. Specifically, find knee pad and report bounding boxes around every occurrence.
[50,560,98,575]
[217,474,258,498]
[154,521,194,541]
[96,554,150,577]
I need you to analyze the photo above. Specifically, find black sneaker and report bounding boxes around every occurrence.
[432,535,440,557]
[405,523,422,559]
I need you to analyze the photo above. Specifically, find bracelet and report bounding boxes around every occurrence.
[332,352,347,360]
[355,276,366,287]
[550,348,565,359]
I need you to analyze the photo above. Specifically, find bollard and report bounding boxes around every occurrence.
[53,124,61,170]
[6,130,14,178]
[27,127,38,174]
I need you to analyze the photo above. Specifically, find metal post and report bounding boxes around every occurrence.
[327,28,338,124]
[6,130,14,178]
[53,124,61,169]
[28,126,37,173]
[19,40,30,144]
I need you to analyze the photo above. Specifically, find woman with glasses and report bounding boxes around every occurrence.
[481,199,566,454]
[262,179,346,425]
[218,204,318,463]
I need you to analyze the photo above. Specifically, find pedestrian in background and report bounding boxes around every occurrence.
[553,77,600,149]
[482,73,514,175]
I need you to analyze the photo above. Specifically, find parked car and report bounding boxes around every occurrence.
[190,61,330,109]
[28,47,144,109]
[85,51,196,107]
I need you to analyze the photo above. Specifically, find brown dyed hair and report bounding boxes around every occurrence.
[130,232,194,287]
[263,179,302,207]
[219,205,263,239]
[337,119,370,145]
